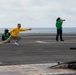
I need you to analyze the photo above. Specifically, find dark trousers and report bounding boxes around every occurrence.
[56,29,63,41]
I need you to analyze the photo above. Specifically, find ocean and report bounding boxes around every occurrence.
[0,27,76,34]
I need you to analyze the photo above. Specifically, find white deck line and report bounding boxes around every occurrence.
[35,40,76,44]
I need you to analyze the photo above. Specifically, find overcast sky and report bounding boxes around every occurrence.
[0,0,76,28]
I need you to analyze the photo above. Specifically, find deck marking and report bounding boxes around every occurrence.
[35,40,76,44]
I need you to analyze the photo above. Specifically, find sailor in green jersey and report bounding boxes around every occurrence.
[2,29,10,42]
[56,17,65,41]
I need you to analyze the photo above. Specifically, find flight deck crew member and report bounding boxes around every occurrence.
[0,23,32,45]
[56,17,65,41]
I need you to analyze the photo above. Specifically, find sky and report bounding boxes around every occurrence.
[0,0,76,28]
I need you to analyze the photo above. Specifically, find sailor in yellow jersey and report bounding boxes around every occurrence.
[0,23,32,45]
